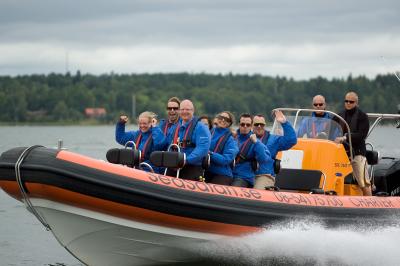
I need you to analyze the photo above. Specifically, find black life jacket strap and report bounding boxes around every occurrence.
[260,131,270,145]
[181,117,199,148]
[134,132,153,161]
[214,131,232,154]
[235,138,253,163]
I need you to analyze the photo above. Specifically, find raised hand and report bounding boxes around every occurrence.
[250,133,258,143]
[274,110,287,123]
[119,115,128,124]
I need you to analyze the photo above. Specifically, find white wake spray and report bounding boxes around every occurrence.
[194,219,400,266]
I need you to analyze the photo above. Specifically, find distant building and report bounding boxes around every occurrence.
[85,108,106,118]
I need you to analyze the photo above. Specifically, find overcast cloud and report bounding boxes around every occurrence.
[0,0,399,80]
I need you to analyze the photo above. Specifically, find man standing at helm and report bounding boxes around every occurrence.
[335,91,371,196]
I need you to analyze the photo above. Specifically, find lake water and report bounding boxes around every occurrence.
[0,125,400,266]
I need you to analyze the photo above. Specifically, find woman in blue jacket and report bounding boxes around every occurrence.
[205,111,239,185]
[115,111,166,173]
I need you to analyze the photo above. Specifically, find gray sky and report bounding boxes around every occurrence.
[1,0,399,80]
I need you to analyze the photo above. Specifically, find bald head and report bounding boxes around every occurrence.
[180,99,194,110]
[180,99,195,122]
[313,95,325,104]
[312,94,326,115]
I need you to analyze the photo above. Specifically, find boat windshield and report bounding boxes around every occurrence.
[271,114,343,141]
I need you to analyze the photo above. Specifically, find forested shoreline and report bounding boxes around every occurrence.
[0,72,399,124]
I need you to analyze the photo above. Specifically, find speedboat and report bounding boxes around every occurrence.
[0,108,399,266]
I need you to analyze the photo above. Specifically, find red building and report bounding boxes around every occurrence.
[84,108,106,118]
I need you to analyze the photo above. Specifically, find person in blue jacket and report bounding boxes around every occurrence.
[205,111,239,185]
[115,111,166,173]
[158,97,181,139]
[231,114,272,188]
[166,99,211,181]
[252,110,297,189]
[297,95,341,140]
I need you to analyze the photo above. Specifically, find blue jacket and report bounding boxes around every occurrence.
[297,112,341,140]
[115,122,166,172]
[159,119,180,139]
[208,127,239,177]
[256,121,297,176]
[167,117,211,166]
[232,130,271,185]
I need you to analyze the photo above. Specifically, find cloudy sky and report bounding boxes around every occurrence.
[1,0,399,80]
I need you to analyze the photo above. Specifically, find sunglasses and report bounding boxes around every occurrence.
[167,107,179,111]
[217,115,231,123]
[253,123,265,127]
[344,100,355,104]
[313,103,324,107]
[240,123,252,127]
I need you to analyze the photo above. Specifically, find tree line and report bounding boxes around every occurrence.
[0,71,399,124]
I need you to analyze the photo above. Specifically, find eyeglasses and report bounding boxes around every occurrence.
[240,123,252,127]
[179,108,193,112]
[313,103,324,107]
[216,115,231,123]
[254,123,265,127]
[167,107,179,111]
[344,100,355,104]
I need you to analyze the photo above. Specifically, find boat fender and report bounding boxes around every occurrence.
[310,188,325,194]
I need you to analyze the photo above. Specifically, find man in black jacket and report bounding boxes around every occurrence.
[335,91,371,196]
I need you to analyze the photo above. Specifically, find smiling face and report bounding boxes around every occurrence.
[166,101,180,123]
[215,112,232,129]
[138,116,151,133]
[239,117,252,135]
[179,100,194,123]
[252,115,266,136]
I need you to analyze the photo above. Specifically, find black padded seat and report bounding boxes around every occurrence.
[150,151,185,168]
[275,168,323,191]
[366,150,379,165]
[106,148,141,168]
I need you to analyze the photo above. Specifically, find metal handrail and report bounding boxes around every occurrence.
[167,143,181,152]
[164,144,185,178]
[366,113,400,138]
[139,162,155,173]
[124,141,136,150]
[274,108,354,160]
